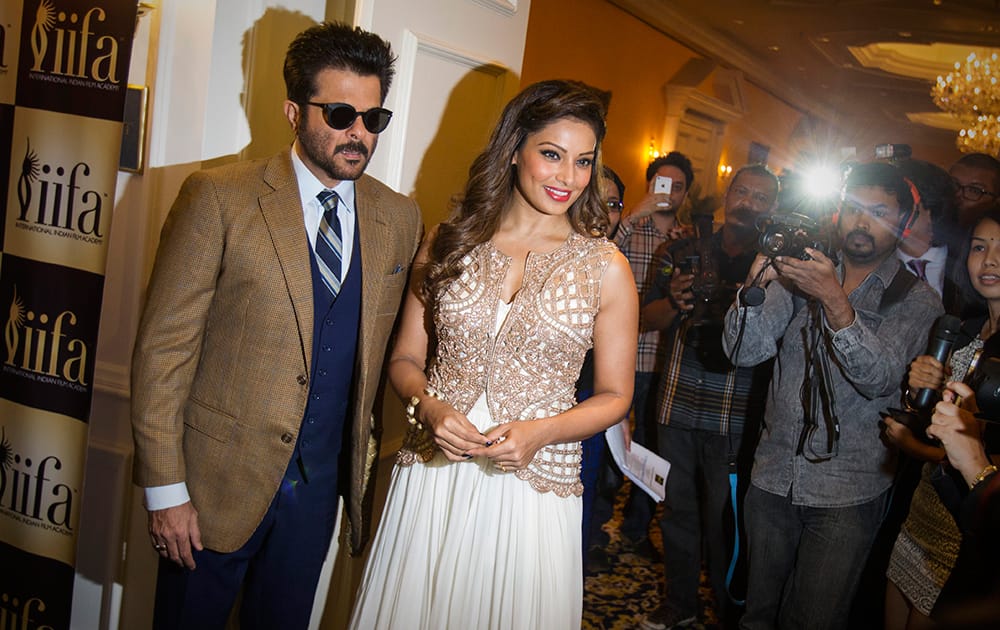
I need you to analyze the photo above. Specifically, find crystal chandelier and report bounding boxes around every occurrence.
[958,115,1000,155]
[932,51,1000,153]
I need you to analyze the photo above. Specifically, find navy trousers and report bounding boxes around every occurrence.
[152,457,339,630]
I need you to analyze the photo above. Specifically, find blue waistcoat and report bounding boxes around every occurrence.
[291,219,362,486]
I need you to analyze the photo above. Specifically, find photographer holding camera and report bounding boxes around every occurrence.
[722,162,944,630]
[637,164,779,630]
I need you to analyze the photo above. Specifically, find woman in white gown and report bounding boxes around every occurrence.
[349,80,638,630]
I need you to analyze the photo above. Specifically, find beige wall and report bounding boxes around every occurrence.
[521,0,806,207]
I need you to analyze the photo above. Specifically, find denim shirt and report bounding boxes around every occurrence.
[722,255,944,507]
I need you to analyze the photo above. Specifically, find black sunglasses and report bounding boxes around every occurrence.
[306,102,393,133]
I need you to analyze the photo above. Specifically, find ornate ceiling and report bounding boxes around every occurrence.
[609,0,1000,160]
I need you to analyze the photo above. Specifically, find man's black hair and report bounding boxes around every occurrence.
[844,162,915,226]
[645,151,694,190]
[284,22,396,104]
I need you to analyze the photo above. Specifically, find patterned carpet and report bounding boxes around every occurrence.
[582,481,725,630]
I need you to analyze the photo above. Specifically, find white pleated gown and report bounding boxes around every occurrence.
[349,302,583,630]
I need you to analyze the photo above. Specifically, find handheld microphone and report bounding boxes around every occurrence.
[912,314,962,409]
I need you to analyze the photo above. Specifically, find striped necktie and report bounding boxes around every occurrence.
[907,258,928,282]
[315,189,343,298]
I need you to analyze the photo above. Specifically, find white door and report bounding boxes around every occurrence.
[676,112,721,196]
[361,0,530,226]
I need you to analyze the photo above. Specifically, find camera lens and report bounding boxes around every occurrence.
[762,232,786,254]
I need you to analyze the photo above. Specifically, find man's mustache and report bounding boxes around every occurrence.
[335,141,369,157]
[844,229,874,245]
[729,206,756,223]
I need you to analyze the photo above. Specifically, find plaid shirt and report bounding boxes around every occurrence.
[614,215,681,372]
[647,232,768,435]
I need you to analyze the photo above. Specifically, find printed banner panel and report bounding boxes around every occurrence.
[0,103,11,249]
[0,398,87,566]
[16,0,135,121]
[0,1,136,627]
[0,254,102,419]
[0,540,73,629]
[0,0,24,106]
[4,106,120,275]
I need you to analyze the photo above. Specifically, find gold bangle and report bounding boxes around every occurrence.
[971,464,998,489]
[405,396,422,428]
[405,386,442,429]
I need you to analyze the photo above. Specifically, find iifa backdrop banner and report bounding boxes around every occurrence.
[0,0,137,627]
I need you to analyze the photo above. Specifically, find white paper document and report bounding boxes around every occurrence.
[604,421,670,502]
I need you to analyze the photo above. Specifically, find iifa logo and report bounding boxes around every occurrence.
[0,426,75,535]
[4,286,88,387]
[29,0,120,84]
[16,139,105,243]
[0,591,53,630]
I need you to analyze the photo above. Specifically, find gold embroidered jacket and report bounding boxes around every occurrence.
[398,232,617,497]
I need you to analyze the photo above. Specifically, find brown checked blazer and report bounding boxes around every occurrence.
[131,151,422,555]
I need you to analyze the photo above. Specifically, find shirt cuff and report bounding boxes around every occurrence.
[144,482,191,511]
[825,307,860,344]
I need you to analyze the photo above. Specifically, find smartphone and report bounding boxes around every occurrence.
[654,175,673,195]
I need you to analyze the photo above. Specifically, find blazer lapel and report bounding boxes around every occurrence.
[260,153,314,371]
[355,175,392,380]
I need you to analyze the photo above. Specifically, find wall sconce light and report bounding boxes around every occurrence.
[647,138,660,162]
[718,163,733,178]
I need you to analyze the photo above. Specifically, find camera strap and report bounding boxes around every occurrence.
[796,265,918,460]
[798,300,840,460]
[879,266,918,315]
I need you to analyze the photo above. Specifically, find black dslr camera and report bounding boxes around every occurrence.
[756,213,828,261]
[966,344,1000,424]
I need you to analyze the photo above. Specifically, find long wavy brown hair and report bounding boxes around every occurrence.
[421,79,608,302]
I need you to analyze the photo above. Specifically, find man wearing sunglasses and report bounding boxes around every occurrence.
[131,22,422,628]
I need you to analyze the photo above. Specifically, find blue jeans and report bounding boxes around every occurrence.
[739,485,888,630]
